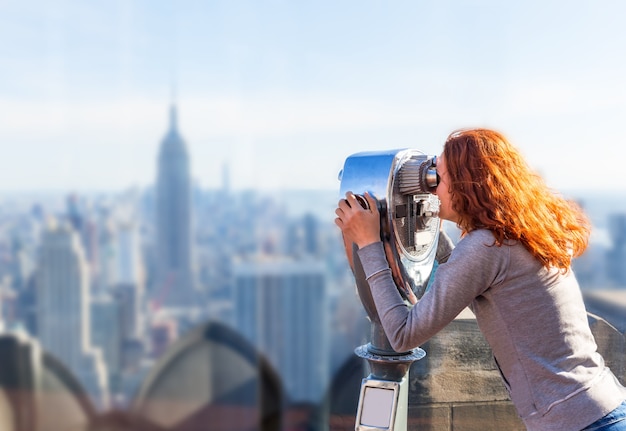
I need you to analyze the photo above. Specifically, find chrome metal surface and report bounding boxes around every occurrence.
[338,149,440,302]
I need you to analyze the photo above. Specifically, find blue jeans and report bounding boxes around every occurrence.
[582,401,626,431]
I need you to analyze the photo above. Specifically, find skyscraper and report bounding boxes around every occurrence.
[232,258,329,403]
[35,219,109,408]
[115,221,145,339]
[155,104,196,308]
[607,213,626,286]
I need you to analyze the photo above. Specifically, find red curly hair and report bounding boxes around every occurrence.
[443,128,591,271]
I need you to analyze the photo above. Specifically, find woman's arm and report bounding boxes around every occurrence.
[359,230,505,352]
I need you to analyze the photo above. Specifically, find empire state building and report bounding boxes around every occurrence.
[155,104,196,307]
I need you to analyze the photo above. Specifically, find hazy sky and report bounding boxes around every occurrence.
[1,1,625,193]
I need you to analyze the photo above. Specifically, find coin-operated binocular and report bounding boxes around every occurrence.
[338,149,440,431]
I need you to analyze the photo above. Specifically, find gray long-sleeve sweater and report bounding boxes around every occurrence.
[357,229,626,431]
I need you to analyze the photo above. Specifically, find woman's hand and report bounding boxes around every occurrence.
[334,191,381,249]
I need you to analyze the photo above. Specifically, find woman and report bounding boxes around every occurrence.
[335,128,626,431]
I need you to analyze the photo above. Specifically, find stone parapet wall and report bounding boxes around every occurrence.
[409,313,508,405]
[408,401,524,431]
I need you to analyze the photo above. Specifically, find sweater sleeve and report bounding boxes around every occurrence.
[357,230,508,352]
[436,229,455,264]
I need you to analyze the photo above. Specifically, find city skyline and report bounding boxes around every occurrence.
[1,1,626,193]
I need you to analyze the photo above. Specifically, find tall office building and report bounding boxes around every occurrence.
[35,219,109,408]
[91,293,122,387]
[232,258,329,403]
[115,221,145,339]
[155,104,196,307]
[607,213,626,286]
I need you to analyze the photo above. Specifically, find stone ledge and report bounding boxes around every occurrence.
[408,401,524,431]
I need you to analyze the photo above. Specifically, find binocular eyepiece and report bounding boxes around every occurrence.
[398,155,439,195]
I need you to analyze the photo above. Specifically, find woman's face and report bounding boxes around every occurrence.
[434,154,459,223]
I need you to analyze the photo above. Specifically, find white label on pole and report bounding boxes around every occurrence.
[359,386,395,428]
